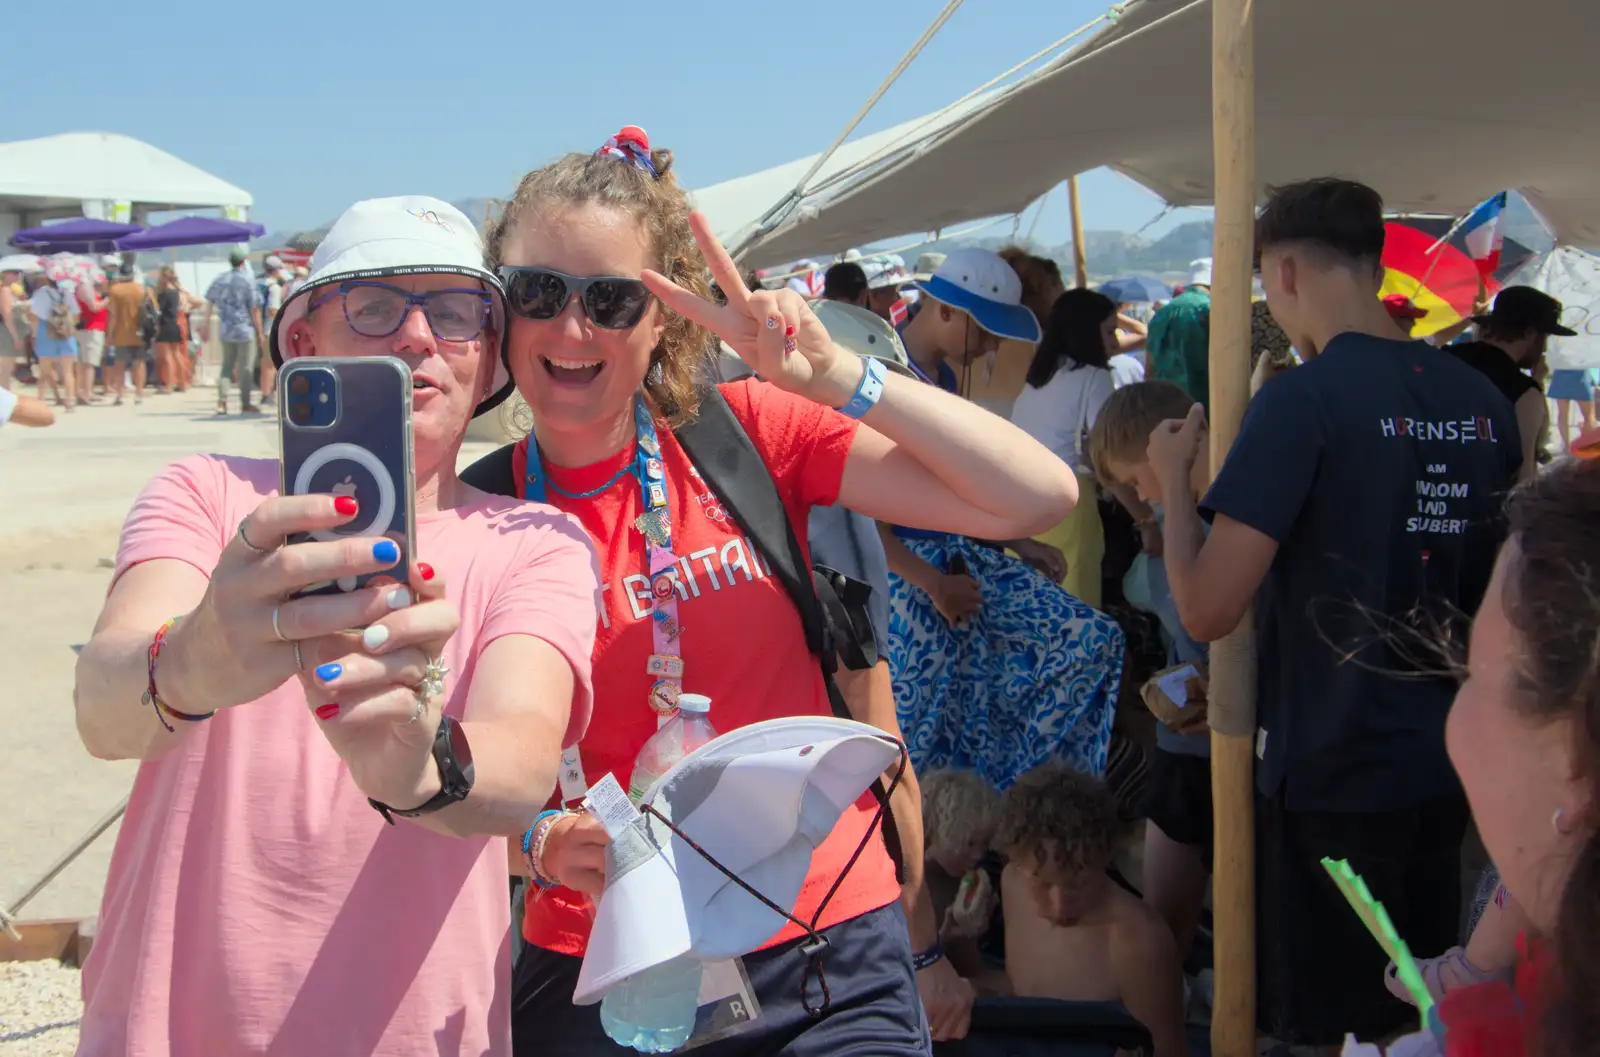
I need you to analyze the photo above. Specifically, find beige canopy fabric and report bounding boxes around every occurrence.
[734,0,1600,267]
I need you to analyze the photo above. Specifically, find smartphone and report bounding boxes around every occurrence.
[278,356,416,598]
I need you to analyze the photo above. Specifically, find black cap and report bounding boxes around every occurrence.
[1472,285,1577,337]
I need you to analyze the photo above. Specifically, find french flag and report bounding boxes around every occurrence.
[1460,192,1507,277]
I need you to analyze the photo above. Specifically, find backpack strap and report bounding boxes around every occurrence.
[676,387,905,880]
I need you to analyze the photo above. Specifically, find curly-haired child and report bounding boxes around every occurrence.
[998,764,1187,1057]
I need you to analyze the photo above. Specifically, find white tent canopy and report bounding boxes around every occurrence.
[733,0,1600,267]
[1531,248,1600,371]
[0,132,252,220]
[690,92,999,257]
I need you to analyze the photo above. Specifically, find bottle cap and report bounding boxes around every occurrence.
[677,693,711,714]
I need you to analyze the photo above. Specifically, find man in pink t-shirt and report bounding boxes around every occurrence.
[74,197,599,1056]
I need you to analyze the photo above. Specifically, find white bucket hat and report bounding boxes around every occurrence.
[912,247,1041,343]
[809,301,915,378]
[268,195,512,417]
[573,716,905,1005]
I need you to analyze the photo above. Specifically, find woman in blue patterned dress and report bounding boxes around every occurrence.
[883,250,1124,790]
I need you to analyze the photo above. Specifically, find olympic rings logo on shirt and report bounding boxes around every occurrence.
[703,504,729,523]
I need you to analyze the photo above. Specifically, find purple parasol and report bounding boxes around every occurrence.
[115,216,266,251]
[9,218,144,254]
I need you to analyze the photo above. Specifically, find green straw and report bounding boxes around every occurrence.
[1321,857,1435,1019]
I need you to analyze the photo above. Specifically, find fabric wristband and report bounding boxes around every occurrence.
[522,809,565,890]
[838,357,888,420]
[912,940,945,971]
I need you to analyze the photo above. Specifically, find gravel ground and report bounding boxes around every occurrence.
[0,961,81,1056]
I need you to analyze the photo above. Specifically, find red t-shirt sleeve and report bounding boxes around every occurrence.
[476,512,601,748]
[717,378,859,510]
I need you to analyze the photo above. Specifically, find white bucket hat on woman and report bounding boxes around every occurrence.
[268,196,512,416]
[573,716,905,1005]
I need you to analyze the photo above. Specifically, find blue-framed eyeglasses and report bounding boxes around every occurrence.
[308,281,494,343]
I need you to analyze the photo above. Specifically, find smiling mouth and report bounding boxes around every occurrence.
[411,377,438,392]
[542,356,603,385]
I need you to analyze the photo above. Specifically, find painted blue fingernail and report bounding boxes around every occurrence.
[315,662,343,682]
[372,539,399,565]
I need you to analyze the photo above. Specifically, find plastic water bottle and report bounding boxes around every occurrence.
[601,694,717,1052]
[625,693,718,803]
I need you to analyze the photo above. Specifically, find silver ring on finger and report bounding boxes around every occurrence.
[237,520,273,556]
[272,604,289,643]
[402,693,428,726]
[293,640,305,671]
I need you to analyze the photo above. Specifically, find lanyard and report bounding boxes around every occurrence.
[524,396,685,803]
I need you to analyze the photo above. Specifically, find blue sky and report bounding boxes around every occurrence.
[1,0,1206,244]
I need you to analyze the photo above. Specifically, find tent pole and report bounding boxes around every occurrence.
[1067,176,1089,287]
[1208,0,1258,1054]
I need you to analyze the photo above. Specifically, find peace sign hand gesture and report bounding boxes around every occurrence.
[640,211,863,409]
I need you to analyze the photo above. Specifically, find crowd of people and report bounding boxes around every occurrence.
[0,250,311,420]
[24,122,1595,1057]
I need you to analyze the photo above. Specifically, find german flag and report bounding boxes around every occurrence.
[1380,219,1537,339]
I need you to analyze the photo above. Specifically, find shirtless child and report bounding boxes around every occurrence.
[997,764,1187,1057]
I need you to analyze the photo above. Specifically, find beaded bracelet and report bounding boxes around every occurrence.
[522,809,566,890]
[143,617,216,732]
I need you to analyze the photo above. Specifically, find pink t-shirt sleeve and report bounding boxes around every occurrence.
[721,379,860,510]
[477,513,601,748]
[114,455,245,587]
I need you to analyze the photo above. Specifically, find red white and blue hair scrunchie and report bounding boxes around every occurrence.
[596,125,659,179]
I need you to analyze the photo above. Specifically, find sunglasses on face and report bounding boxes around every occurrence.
[308,281,493,343]
[496,266,652,331]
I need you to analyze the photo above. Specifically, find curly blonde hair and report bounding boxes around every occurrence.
[483,141,716,423]
[921,769,1000,862]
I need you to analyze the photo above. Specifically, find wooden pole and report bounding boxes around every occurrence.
[1067,175,1089,288]
[1208,0,1258,1055]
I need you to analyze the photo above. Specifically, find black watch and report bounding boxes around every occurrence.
[368,715,475,825]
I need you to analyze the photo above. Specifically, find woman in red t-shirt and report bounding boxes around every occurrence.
[476,129,1080,1055]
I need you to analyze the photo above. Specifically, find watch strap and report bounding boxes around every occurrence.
[368,715,473,824]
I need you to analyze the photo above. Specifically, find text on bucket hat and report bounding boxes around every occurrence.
[912,247,1041,343]
[574,717,906,1009]
[266,196,513,417]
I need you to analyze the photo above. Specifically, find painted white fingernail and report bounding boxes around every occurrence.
[362,624,390,651]
[386,587,412,609]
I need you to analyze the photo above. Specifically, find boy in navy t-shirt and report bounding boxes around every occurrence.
[1145,178,1520,1047]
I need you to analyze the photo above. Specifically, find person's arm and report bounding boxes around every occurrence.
[0,285,17,346]
[834,660,974,1041]
[1513,389,1545,482]
[202,303,215,344]
[1113,913,1188,1057]
[1,391,54,427]
[1116,312,1148,353]
[385,633,575,839]
[878,523,981,626]
[252,305,264,343]
[642,213,1077,541]
[1149,381,1322,643]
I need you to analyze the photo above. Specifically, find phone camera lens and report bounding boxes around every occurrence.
[289,374,311,397]
[289,401,312,424]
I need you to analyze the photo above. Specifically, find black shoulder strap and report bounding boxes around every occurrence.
[676,387,904,879]
[460,442,519,497]
[674,387,832,666]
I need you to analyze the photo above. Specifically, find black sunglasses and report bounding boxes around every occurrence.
[496,266,652,331]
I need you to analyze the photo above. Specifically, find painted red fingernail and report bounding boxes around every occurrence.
[784,325,796,337]
[334,496,358,516]
[315,703,340,720]
[417,562,435,581]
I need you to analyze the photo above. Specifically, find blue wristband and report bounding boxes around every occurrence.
[839,357,888,420]
[523,808,565,890]
[912,940,945,971]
